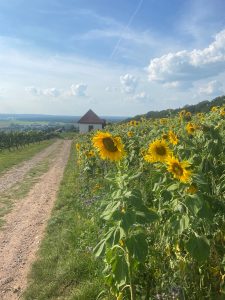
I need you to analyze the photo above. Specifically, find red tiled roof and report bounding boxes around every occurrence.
[78,109,105,124]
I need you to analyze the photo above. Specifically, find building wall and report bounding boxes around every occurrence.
[78,123,103,133]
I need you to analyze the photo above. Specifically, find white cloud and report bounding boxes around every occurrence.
[25,86,41,96]
[120,73,138,94]
[42,88,61,97]
[198,80,224,96]
[70,83,87,97]
[25,86,61,97]
[147,29,225,86]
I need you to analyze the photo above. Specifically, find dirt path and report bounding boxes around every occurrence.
[0,139,63,193]
[0,139,72,299]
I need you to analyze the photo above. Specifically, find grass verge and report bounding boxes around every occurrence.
[0,139,55,175]
[23,142,105,300]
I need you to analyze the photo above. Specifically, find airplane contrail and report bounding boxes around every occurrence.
[110,0,144,59]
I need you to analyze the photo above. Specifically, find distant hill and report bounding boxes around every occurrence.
[0,114,127,123]
[126,95,225,122]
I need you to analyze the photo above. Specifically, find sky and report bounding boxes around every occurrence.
[0,0,225,116]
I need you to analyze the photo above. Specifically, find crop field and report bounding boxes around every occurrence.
[73,105,225,299]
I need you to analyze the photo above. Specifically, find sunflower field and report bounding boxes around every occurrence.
[75,105,225,300]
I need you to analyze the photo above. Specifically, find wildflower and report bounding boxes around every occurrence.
[144,139,171,163]
[168,130,179,145]
[92,131,125,161]
[166,156,191,183]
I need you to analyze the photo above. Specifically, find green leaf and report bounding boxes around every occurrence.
[136,208,159,224]
[129,189,143,209]
[104,227,120,246]
[111,251,128,287]
[170,215,189,235]
[101,201,121,221]
[185,195,203,215]
[121,210,136,231]
[185,235,210,263]
[126,233,148,262]
[167,183,179,191]
[94,239,106,257]
[179,215,189,234]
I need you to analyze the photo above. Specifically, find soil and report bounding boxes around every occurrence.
[0,139,72,299]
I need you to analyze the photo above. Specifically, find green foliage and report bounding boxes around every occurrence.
[0,130,58,151]
[77,106,225,299]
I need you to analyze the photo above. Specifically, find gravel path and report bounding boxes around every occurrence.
[0,140,63,193]
[0,139,72,299]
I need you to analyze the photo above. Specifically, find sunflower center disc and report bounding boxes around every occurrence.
[156,145,166,156]
[172,163,183,176]
[103,137,118,152]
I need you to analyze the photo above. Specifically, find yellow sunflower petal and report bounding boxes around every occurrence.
[92,131,125,161]
[166,156,191,183]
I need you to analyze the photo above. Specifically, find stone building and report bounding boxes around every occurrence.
[78,109,105,133]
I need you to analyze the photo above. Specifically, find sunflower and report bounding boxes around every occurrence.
[168,130,179,145]
[129,120,138,126]
[211,106,219,112]
[144,139,171,163]
[186,184,197,194]
[220,107,225,117]
[159,118,167,125]
[92,131,125,161]
[76,143,81,151]
[197,112,204,119]
[184,111,192,120]
[162,133,168,140]
[127,131,133,137]
[179,110,186,118]
[186,122,197,135]
[166,156,191,183]
[86,150,95,158]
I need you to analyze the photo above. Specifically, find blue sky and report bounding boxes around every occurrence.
[0,0,225,116]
